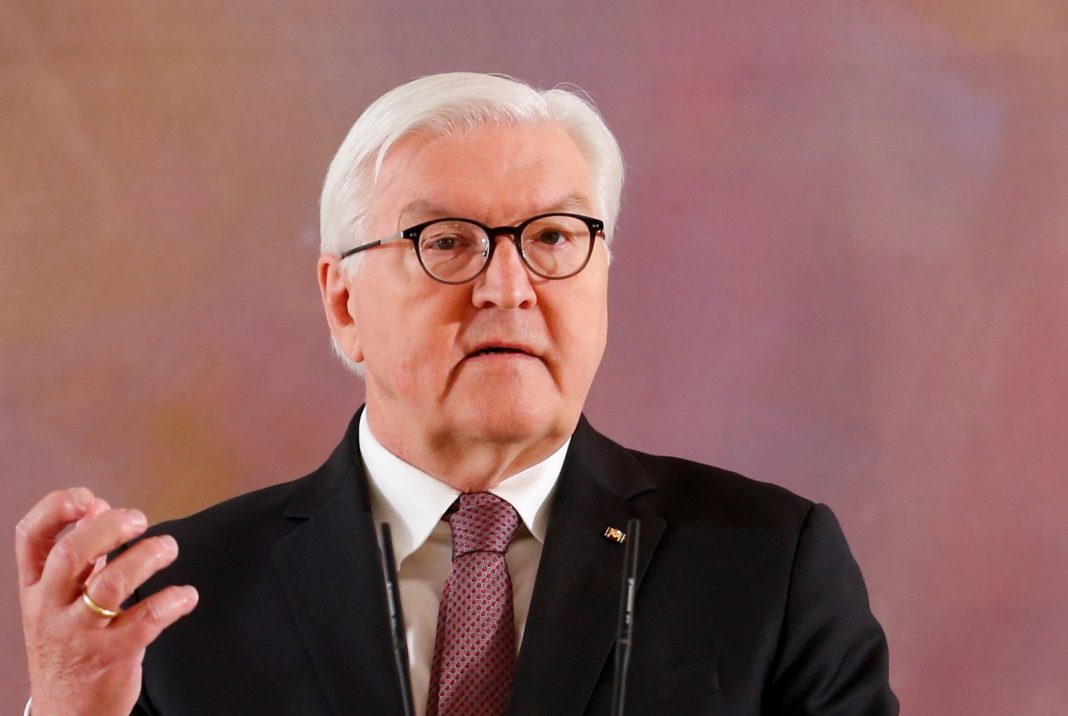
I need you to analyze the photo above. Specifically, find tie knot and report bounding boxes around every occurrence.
[446,493,519,558]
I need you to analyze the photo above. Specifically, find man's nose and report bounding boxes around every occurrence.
[471,236,537,309]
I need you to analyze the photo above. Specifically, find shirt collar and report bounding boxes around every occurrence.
[359,409,568,566]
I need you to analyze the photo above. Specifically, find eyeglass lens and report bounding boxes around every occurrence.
[416,214,593,283]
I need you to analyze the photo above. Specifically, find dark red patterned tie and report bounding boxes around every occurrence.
[426,492,520,716]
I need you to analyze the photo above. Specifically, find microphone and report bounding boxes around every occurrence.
[610,517,641,716]
[379,523,415,716]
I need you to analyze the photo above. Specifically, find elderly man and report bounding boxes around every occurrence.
[17,73,897,715]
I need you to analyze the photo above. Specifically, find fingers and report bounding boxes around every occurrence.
[18,490,198,716]
[119,584,199,646]
[81,535,180,621]
[38,507,149,605]
[15,488,94,588]
[80,496,113,524]
[82,498,114,583]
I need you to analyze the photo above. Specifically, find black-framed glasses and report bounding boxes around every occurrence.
[340,212,605,285]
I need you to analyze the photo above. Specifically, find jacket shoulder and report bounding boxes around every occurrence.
[578,418,816,532]
[147,473,307,544]
[138,431,361,590]
[633,449,812,512]
[144,416,362,553]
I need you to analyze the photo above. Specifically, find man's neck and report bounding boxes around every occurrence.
[364,407,571,492]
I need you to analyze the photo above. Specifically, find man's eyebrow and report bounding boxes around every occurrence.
[397,194,596,229]
[549,193,595,214]
[397,200,450,228]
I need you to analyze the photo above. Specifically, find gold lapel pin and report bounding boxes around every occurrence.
[603,526,627,544]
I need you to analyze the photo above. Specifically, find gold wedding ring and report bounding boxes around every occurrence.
[81,588,122,619]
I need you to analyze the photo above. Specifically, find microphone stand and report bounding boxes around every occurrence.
[379,523,415,716]
[610,518,641,716]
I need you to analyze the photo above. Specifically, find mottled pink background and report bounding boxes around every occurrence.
[3,2,1067,713]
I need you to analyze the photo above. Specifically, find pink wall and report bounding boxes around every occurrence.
[3,2,1066,713]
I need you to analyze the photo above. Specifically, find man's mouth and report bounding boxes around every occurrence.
[465,343,538,359]
[471,347,527,357]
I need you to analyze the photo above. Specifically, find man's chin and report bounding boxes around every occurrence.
[453,401,570,446]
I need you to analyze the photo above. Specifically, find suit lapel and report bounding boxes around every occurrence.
[509,417,666,715]
[270,412,406,716]
[266,412,664,715]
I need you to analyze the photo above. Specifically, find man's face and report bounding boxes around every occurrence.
[335,121,609,467]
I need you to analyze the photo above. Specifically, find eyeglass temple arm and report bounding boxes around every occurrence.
[339,233,406,260]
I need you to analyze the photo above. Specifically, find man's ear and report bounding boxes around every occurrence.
[317,255,364,364]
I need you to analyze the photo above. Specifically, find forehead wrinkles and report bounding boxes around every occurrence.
[396,193,596,230]
[372,124,594,228]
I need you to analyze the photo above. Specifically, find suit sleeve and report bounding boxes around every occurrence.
[766,503,899,715]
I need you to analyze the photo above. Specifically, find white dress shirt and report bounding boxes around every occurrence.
[359,410,567,716]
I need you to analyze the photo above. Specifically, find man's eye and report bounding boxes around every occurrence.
[533,230,571,246]
[423,235,464,251]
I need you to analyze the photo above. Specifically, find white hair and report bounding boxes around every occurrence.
[319,72,625,374]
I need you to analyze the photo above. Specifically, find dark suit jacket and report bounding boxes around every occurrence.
[133,411,898,714]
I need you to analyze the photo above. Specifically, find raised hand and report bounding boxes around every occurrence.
[16,487,198,716]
